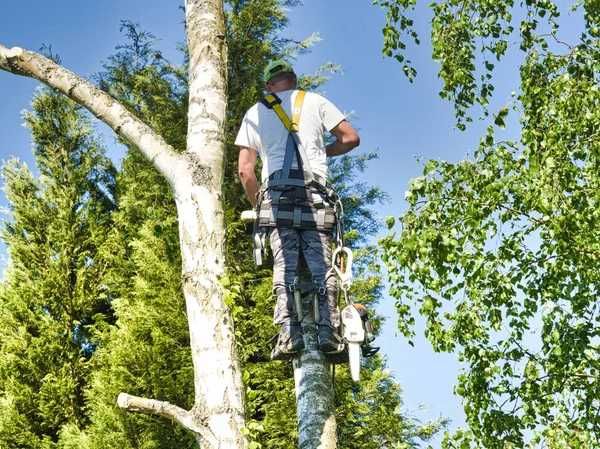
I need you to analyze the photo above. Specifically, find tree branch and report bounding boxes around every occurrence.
[0,43,183,186]
[117,393,217,444]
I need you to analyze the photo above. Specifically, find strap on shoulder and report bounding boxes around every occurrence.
[262,93,294,131]
[262,90,314,184]
[261,91,307,133]
[291,90,306,132]
[261,93,281,109]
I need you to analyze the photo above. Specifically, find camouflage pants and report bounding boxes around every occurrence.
[269,227,340,329]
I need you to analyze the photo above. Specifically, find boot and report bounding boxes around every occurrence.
[271,323,304,360]
[317,325,343,354]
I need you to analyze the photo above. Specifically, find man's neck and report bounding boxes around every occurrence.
[270,89,293,95]
[268,83,296,94]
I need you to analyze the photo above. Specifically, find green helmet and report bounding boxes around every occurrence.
[263,59,295,83]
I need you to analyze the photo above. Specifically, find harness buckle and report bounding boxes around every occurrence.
[332,246,353,291]
[311,279,327,296]
[286,278,298,293]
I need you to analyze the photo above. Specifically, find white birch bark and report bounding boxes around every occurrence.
[174,1,247,448]
[0,1,248,448]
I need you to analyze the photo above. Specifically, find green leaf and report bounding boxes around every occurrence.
[494,107,509,128]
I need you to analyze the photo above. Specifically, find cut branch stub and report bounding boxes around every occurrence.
[117,393,217,445]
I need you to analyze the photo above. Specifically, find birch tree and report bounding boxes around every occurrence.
[377,0,599,447]
[1,1,247,448]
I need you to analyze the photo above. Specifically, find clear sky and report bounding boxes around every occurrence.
[0,1,585,444]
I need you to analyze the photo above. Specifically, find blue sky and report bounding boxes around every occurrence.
[0,0,585,444]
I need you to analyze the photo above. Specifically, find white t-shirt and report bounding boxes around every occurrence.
[234,90,346,182]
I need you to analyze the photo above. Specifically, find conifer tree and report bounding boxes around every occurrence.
[60,22,197,449]
[0,89,115,449]
[2,3,443,448]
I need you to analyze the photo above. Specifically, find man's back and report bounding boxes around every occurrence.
[235,89,345,181]
[235,60,361,359]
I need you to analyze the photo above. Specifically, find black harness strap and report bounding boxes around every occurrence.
[252,91,343,264]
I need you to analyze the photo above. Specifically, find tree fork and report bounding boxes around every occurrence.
[1,1,247,448]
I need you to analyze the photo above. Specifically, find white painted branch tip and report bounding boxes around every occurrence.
[116,392,133,409]
[0,45,23,64]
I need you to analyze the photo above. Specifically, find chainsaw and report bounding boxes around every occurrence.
[241,210,379,381]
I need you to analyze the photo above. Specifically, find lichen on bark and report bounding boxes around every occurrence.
[184,152,214,187]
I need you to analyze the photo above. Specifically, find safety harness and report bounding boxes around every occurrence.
[247,90,379,377]
[253,90,343,265]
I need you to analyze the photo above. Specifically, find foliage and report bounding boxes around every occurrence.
[0,90,115,448]
[63,20,196,449]
[2,3,445,449]
[373,0,594,129]
[380,1,600,447]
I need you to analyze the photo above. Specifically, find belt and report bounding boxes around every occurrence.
[265,169,327,188]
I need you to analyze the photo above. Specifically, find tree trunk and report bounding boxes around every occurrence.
[0,2,344,448]
[293,279,337,449]
[173,1,247,447]
[1,1,248,448]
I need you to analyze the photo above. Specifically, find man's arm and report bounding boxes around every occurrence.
[326,120,360,157]
[238,147,259,207]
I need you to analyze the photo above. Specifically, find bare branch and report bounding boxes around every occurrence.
[117,393,216,444]
[0,43,183,186]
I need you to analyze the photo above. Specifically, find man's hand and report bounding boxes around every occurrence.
[326,120,360,157]
[238,147,259,207]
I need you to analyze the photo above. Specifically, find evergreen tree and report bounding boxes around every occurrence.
[0,89,115,448]
[48,4,441,448]
[60,22,197,449]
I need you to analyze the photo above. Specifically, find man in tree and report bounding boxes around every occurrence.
[236,59,360,360]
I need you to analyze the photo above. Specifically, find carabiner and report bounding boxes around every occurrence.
[332,246,353,291]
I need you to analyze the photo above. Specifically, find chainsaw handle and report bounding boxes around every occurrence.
[332,246,353,290]
[241,210,257,222]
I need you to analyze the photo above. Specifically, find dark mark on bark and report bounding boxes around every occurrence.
[184,152,213,186]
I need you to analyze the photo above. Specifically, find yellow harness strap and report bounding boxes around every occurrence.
[292,90,306,132]
[264,90,306,132]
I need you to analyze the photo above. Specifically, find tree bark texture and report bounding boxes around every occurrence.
[175,1,247,448]
[0,1,248,448]
[293,279,337,449]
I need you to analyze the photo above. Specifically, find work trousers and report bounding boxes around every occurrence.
[269,227,340,330]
